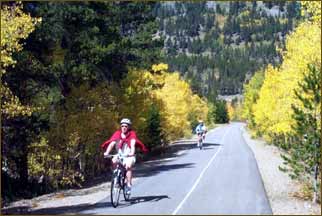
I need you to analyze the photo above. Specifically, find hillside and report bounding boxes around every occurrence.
[153,1,301,98]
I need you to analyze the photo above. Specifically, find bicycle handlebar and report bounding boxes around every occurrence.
[104,153,135,159]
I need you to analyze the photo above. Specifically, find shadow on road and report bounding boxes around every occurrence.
[134,162,195,178]
[2,201,113,215]
[130,195,170,204]
[133,142,220,178]
[3,194,171,215]
[166,142,221,152]
[102,195,171,209]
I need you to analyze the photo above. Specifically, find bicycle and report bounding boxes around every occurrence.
[104,153,132,207]
[197,132,203,150]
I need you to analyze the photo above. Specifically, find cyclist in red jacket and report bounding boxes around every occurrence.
[101,118,148,195]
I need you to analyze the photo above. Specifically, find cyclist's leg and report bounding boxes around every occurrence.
[124,157,136,187]
[197,133,202,146]
[110,141,121,169]
[111,156,118,170]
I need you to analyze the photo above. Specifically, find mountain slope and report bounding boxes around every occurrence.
[153,1,301,98]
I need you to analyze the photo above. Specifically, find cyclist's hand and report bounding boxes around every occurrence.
[103,151,109,157]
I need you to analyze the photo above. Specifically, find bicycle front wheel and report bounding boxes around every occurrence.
[111,173,121,208]
[122,172,131,201]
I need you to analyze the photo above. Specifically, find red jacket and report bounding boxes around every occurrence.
[101,130,148,153]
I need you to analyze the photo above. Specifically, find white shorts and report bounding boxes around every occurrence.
[112,155,136,167]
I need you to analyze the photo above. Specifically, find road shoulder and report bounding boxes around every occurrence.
[241,126,321,215]
[1,138,195,215]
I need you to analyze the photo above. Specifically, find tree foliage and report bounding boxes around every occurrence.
[122,63,209,142]
[1,2,41,118]
[280,64,321,202]
[214,100,229,124]
[301,1,321,26]
[242,70,265,128]
[243,0,321,202]
[1,1,165,202]
[253,21,321,139]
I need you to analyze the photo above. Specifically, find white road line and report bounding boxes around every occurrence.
[172,125,232,215]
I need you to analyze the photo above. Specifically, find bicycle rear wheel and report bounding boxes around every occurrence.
[111,173,121,208]
[198,137,203,150]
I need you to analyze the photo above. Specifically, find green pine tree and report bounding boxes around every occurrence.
[146,104,163,151]
[280,64,321,203]
[214,100,229,123]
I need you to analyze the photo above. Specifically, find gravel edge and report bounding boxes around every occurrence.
[241,126,321,215]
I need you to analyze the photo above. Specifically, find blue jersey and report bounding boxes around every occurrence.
[195,124,205,134]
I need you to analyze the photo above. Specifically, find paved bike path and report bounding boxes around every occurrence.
[80,123,272,215]
[177,123,272,214]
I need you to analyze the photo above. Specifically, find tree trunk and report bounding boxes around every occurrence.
[17,140,29,193]
[313,164,318,203]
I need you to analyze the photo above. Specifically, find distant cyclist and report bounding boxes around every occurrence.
[101,118,148,195]
[195,120,207,149]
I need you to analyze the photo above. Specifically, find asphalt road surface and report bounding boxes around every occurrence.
[79,122,272,215]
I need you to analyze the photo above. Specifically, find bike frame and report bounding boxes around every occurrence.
[105,153,131,207]
[111,154,128,186]
[197,132,204,149]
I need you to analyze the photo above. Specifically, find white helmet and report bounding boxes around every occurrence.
[120,118,132,125]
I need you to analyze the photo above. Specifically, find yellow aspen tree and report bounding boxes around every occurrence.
[188,94,209,125]
[150,64,209,141]
[301,1,321,27]
[121,63,209,142]
[242,70,265,128]
[253,65,281,139]
[1,2,41,118]
[275,22,320,133]
[227,101,234,121]
[253,21,320,140]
